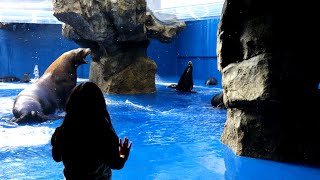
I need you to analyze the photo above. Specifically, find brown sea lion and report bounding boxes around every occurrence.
[11,48,91,124]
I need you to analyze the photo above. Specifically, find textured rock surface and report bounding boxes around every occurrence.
[52,0,185,94]
[218,0,320,165]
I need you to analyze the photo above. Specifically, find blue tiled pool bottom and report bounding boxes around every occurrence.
[0,77,319,180]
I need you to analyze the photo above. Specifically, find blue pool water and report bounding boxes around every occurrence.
[0,76,320,180]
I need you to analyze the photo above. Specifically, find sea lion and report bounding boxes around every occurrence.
[11,48,91,124]
[20,73,31,83]
[205,77,218,86]
[211,91,226,109]
[167,61,195,92]
[0,76,20,82]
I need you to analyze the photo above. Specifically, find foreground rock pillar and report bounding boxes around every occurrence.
[218,0,320,165]
[52,0,185,94]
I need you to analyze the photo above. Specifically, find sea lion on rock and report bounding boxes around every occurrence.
[11,48,91,124]
[167,61,195,92]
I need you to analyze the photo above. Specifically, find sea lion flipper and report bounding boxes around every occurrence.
[9,113,64,124]
[9,117,17,123]
[9,116,26,124]
[3,117,19,126]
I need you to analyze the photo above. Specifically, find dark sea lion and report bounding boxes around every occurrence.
[0,76,20,82]
[167,61,195,92]
[11,48,91,124]
[20,73,31,83]
[211,91,226,109]
[205,77,218,86]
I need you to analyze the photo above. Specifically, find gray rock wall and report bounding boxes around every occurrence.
[218,0,320,165]
[52,0,185,94]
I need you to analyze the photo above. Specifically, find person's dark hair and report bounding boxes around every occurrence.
[62,81,111,130]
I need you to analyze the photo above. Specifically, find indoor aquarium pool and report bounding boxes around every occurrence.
[0,77,320,180]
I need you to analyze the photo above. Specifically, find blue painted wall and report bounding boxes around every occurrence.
[147,39,177,77]
[147,18,221,86]
[0,19,221,84]
[175,19,221,84]
[0,24,89,79]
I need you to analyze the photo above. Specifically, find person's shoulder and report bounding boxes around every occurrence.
[51,126,64,143]
[53,126,64,134]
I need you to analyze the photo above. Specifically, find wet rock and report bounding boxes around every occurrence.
[52,0,186,94]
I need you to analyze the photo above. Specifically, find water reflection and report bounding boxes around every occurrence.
[223,147,320,180]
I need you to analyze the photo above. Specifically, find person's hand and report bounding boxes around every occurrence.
[119,137,132,160]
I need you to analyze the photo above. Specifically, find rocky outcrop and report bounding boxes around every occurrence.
[52,0,185,94]
[0,22,33,31]
[218,0,320,165]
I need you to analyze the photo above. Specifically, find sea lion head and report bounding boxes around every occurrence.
[72,48,91,67]
[186,61,193,74]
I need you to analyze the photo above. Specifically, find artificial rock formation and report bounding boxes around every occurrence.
[218,0,320,165]
[52,0,185,94]
[0,22,32,31]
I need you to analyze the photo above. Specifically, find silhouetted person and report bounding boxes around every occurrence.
[51,81,132,179]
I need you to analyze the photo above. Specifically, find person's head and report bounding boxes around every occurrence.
[62,81,110,128]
